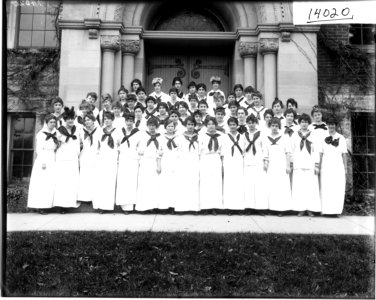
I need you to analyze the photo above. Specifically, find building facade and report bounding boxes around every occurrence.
[6,1,375,194]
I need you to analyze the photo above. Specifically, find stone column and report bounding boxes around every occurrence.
[121,39,140,91]
[259,38,279,108]
[239,41,258,88]
[100,35,120,98]
[113,50,122,99]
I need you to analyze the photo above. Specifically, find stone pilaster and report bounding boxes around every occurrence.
[239,41,258,88]
[100,35,121,51]
[121,39,140,89]
[121,39,140,55]
[239,41,258,58]
[101,35,120,99]
[258,38,279,54]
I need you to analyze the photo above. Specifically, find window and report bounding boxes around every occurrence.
[351,112,375,191]
[10,115,35,181]
[349,24,374,45]
[17,1,59,48]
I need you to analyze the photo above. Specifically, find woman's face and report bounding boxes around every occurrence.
[137,91,146,101]
[328,123,336,132]
[287,103,296,110]
[300,120,309,130]
[103,100,111,110]
[174,82,182,90]
[147,101,155,109]
[104,116,113,127]
[212,82,219,90]
[159,106,167,115]
[154,83,161,93]
[247,121,257,131]
[119,91,127,100]
[228,95,236,102]
[271,123,279,134]
[125,119,134,128]
[188,86,196,94]
[47,119,56,130]
[313,112,322,123]
[285,113,294,124]
[148,124,157,134]
[132,82,140,92]
[189,100,198,108]
[54,103,63,113]
[186,121,195,132]
[229,106,237,115]
[66,118,75,127]
[265,114,272,125]
[194,114,202,124]
[113,107,121,117]
[252,96,261,106]
[215,113,224,123]
[207,120,216,131]
[169,114,179,122]
[199,105,207,114]
[166,122,175,134]
[84,117,94,128]
[127,100,135,109]
[235,88,243,98]
[197,87,206,97]
[228,121,237,132]
[273,103,282,114]
[134,109,143,119]
[170,92,177,100]
[237,109,246,121]
[179,106,187,115]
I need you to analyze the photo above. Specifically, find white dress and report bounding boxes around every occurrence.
[116,127,142,210]
[290,130,321,212]
[77,126,101,202]
[263,134,292,211]
[149,91,170,103]
[113,116,126,130]
[27,128,58,209]
[199,131,224,209]
[92,127,118,210]
[134,118,148,132]
[158,134,181,210]
[222,132,245,210]
[175,133,200,211]
[136,132,163,211]
[53,126,80,208]
[243,130,268,209]
[320,132,347,214]
[207,89,225,114]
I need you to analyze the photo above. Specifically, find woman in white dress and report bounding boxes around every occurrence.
[175,116,200,213]
[92,111,119,213]
[53,107,80,213]
[134,103,147,132]
[136,117,163,212]
[51,96,65,128]
[207,76,225,113]
[112,101,126,129]
[263,117,292,215]
[116,113,142,213]
[290,113,321,216]
[149,77,170,103]
[199,116,224,213]
[243,114,268,212]
[77,113,101,203]
[222,117,245,213]
[319,116,347,216]
[28,114,58,214]
[158,118,181,212]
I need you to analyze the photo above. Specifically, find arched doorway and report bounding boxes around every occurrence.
[144,5,234,95]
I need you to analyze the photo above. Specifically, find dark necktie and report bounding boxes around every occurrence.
[58,126,77,142]
[43,131,58,145]
[185,134,198,151]
[166,136,178,150]
[314,123,328,130]
[245,131,260,155]
[155,96,162,104]
[76,116,84,125]
[146,132,161,149]
[237,124,248,134]
[325,136,339,147]
[145,108,157,119]
[83,127,97,146]
[284,125,294,137]
[135,120,141,128]
[101,127,116,149]
[298,131,312,154]
[228,133,243,156]
[208,91,215,96]
[268,136,282,145]
[206,133,221,152]
[121,128,139,147]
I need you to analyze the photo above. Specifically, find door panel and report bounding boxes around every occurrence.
[146,55,230,95]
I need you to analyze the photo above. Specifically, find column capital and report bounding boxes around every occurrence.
[100,35,121,51]
[121,39,140,55]
[258,38,279,54]
[239,41,258,58]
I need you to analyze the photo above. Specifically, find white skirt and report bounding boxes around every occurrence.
[116,156,139,209]
[266,165,292,211]
[158,153,179,210]
[28,150,56,209]
[223,157,245,210]
[53,160,79,208]
[291,169,321,212]
[243,164,268,209]
[77,152,97,202]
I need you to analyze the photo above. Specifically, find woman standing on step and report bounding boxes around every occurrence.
[28,114,58,214]
[53,107,80,213]
[319,116,347,217]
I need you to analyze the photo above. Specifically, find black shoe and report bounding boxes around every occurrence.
[122,211,129,215]
[39,209,48,215]
[60,208,66,214]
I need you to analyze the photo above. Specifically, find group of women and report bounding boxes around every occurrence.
[27,76,348,216]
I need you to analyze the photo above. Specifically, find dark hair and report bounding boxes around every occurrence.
[227,116,239,126]
[102,93,112,102]
[298,113,311,124]
[272,98,284,109]
[213,92,225,102]
[269,117,281,129]
[196,83,206,91]
[198,100,208,108]
[118,85,128,95]
[130,79,142,89]
[79,100,91,110]
[169,87,178,94]
[193,110,202,119]
[146,116,159,127]
[228,100,239,108]
[284,108,297,118]
[227,92,236,98]
[62,106,75,121]
[326,115,338,125]
[187,81,197,89]
[237,107,248,116]
[246,114,259,124]
[188,94,198,102]
[233,84,244,92]
[172,77,183,86]
[103,111,115,121]
[164,118,176,129]
[112,101,123,110]
[264,109,274,118]
[134,103,145,113]
[52,96,64,107]
[184,116,197,127]
[169,109,180,117]
[311,105,323,117]
[286,98,298,108]
[214,107,226,115]
[44,114,57,124]
[86,92,98,101]
[244,86,255,94]
[178,101,189,110]
[158,102,168,110]
[84,113,96,122]
[136,87,146,95]
[251,91,263,99]
[146,96,157,104]
[205,116,218,127]
[126,94,137,102]
[124,113,135,122]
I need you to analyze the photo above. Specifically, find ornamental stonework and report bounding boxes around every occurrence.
[100,35,121,51]
[258,38,279,54]
[121,39,140,55]
[239,42,258,57]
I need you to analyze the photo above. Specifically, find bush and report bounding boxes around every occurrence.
[7,184,30,213]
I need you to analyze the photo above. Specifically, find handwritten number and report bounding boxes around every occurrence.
[330,8,338,18]
[314,8,321,19]
[309,8,312,20]
[342,7,350,16]
[323,9,330,17]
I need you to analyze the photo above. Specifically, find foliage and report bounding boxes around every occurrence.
[5,232,375,297]
[7,184,30,213]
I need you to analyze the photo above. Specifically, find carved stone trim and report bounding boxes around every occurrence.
[84,18,101,39]
[121,39,140,55]
[101,35,120,51]
[281,31,291,42]
[258,38,279,54]
[239,41,258,57]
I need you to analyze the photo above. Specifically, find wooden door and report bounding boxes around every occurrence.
[146,55,230,95]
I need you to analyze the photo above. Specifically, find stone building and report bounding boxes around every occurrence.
[6,1,375,195]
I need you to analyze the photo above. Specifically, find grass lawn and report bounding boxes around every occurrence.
[5,232,375,298]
